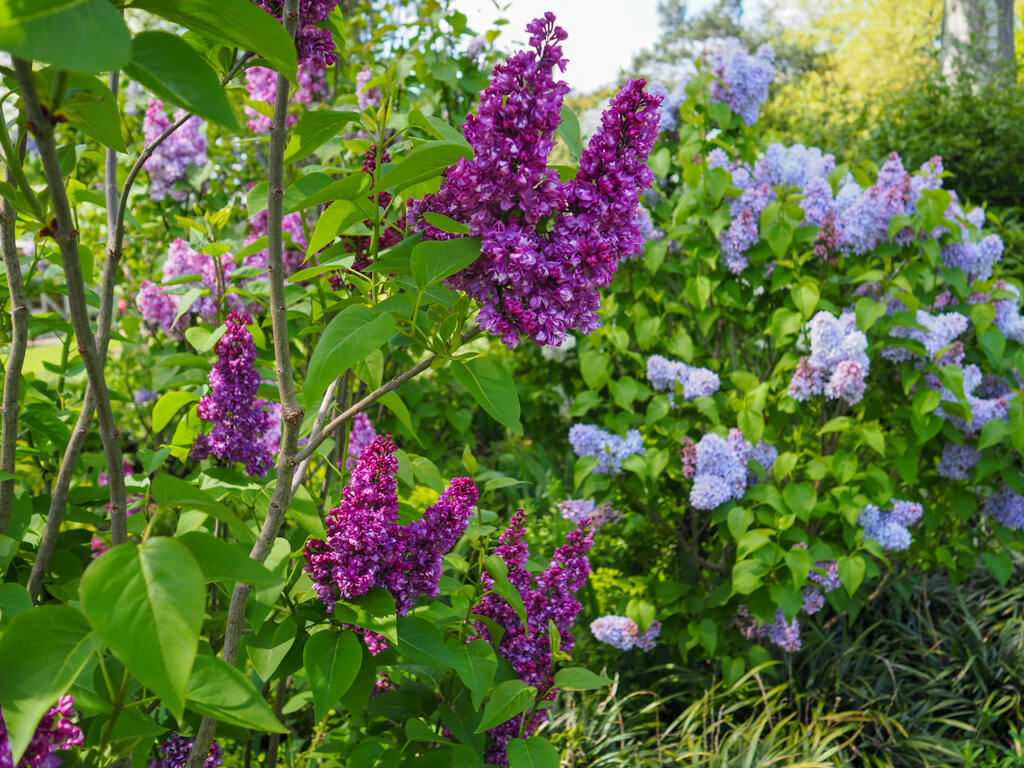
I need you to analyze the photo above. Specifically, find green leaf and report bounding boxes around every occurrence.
[35,69,125,152]
[284,110,361,164]
[0,0,130,73]
[125,32,237,128]
[578,349,610,391]
[483,554,529,635]
[984,551,1012,587]
[306,198,371,254]
[451,358,523,434]
[557,103,582,158]
[422,212,469,235]
[186,655,287,732]
[129,0,297,82]
[837,555,865,596]
[305,305,395,409]
[0,606,101,764]
[304,629,362,721]
[447,638,497,710]
[184,324,227,354]
[378,392,421,446]
[177,531,282,587]
[731,559,767,595]
[785,548,811,586]
[790,280,819,319]
[552,667,611,691]
[152,474,250,541]
[507,737,559,768]
[411,236,481,287]
[475,679,537,733]
[397,615,457,669]
[0,583,31,626]
[80,539,205,720]
[376,141,473,192]
[247,619,296,682]
[152,390,200,432]
[978,417,1009,451]
[334,586,398,645]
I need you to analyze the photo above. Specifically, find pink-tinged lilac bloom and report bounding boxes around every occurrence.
[0,696,83,768]
[243,64,325,133]
[680,436,697,479]
[149,734,222,768]
[986,485,1024,529]
[808,560,842,592]
[142,99,207,202]
[304,436,477,646]
[557,498,621,528]
[356,67,380,110]
[707,38,775,125]
[192,312,275,477]
[789,311,869,405]
[646,354,720,403]
[242,209,308,277]
[858,498,922,551]
[590,615,661,651]
[344,412,376,470]
[737,607,801,651]
[409,14,661,347]
[471,510,593,765]
[568,424,644,475]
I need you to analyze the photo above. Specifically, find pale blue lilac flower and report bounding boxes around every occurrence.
[707,38,775,125]
[758,143,835,190]
[935,363,1012,434]
[466,34,486,62]
[409,15,661,348]
[557,498,621,528]
[648,79,688,133]
[858,499,921,551]
[937,443,980,480]
[0,696,83,768]
[646,354,720,403]
[808,560,842,592]
[747,441,778,484]
[590,615,660,651]
[472,510,592,765]
[706,148,730,170]
[801,587,825,614]
[766,609,801,651]
[885,309,968,363]
[133,387,157,405]
[986,485,1024,529]
[569,424,644,475]
[835,153,911,254]
[789,311,869,405]
[800,176,835,227]
[143,99,207,202]
[690,432,747,510]
[150,734,222,768]
[941,208,1004,282]
[719,208,758,273]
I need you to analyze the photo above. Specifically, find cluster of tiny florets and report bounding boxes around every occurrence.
[557,498,622,529]
[149,734,222,768]
[0,696,83,768]
[858,499,923,551]
[590,615,661,651]
[689,429,775,510]
[646,354,720,403]
[568,424,644,475]
[788,311,870,406]
[142,99,207,202]
[707,38,775,126]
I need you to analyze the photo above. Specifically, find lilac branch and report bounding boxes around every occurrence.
[0,177,27,534]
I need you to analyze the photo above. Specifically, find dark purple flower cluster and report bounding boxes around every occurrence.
[192,312,275,477]
[304,435,478,649]
[408,14,661,347]
[1,696,83,768]
[252,0,338,68]
[471,510,593,764]
[149,733,222,768]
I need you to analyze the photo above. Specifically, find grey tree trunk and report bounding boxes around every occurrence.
[941,0,1016,83]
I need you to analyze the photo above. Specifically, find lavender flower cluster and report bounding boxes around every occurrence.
[933,363,1012,435]
[707,37,775,126]
[149,734,222,768]
[243,208,308,276]
[136,238,234,335]
[646,354,720,403]
[344,412,376,470]
[408,14,661,347]
[191,312,276,477]
[884,307,969,363]
[356,67,380,110]
[568,424,644,475]
[858,499,924,551]
[557,498,622,529]
[142,99,207,202]
[304,435,477,650]
[788,311,870,406]
[0,696,82,768]
[689,429,777,510]
[937,443,980,481]
[243,64,325,134]
[648,79,688,133]
[986,485,1024,530]
[472,511,592,764]
[590,615,661,651]
[252,0,339,68]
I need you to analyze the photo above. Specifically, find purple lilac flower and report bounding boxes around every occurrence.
[808,560,842,592]
[344,412,376,470]
[937,443,980,480]
[766,609,801,651]
[747,441,778,483]
[252,0,338,67]
[192,312,275,477]
[800,176,835,227]
[472,510,593,765]
[680,436,697,479]
[934,363,1012,434]
[408,15,661,347]
[972,280,1024,342]
[802,586,825,614]
[556,498,622,528]
[858,499,922,551]
[590,615,661,651]
[689,432,746,510]
[648,79,688,133]
[834,153,912,254]
[568,424,644,475]
[243,209,308,276]
[884,309,969,363]
[133,387,157,405]
[645,354,720,403]
[788,311,869,405]
[758,143,835,190]
[142,99,207,202]
[719,209,759,273]
[0,696,83,768]
[466,34,487,62]
[941,209,1004,283]
[986,485,1024,529]
[304,435,477,632]
[150,734,222,768]
[707,38,775,125]
[243,63,325,133]
[356,67,380,110]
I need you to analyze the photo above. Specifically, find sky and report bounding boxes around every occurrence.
[451,0,678,93]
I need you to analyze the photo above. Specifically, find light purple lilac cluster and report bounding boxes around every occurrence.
[356,67,380,110]
[568,424,644,475]
[707,38,775,126]
[136,238,235,335]
[142,99,207,202]
[986,485,1024,529]
[937,443,980,481]
[408,14,661,347]
[590,615,661,651]
[91,461,147,557]
[344,412,376,470]
[304,436,477,651]
[243,64,325,134]
[191,312,276,477]
[472,510,592,765]
[689,429,776,510]
[788,311,870,406]
[252,0,338,68]
[557,498,622,529]
[858,499,923,551]
[884,308,969,363]
[149,734,222,768]
[0,696,82,768]
[969,280,1024,342]
[242,209,308,276]
[648,80,688,133]
[933,363,1012,435]
[645,354,720,404]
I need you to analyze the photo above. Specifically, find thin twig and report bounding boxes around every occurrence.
[14,59,128,542]
[0,173,27,533]
[187,6,301,764]
[290,379,338,497]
